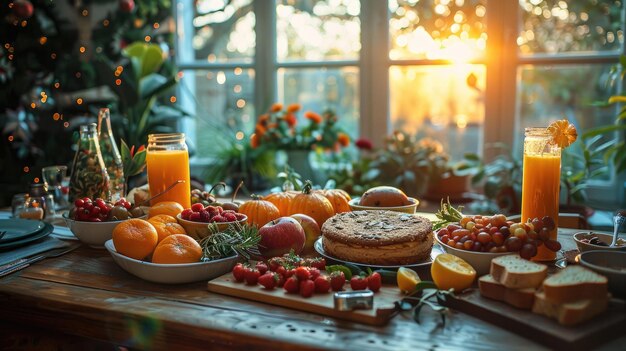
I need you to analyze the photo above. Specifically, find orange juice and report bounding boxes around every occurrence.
[520,128,561,261]
[146,134,191,209]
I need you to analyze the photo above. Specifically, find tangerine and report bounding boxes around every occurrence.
[148,214,187,243]
[112,219,159,260]
[152,234,203,264]
[149,201,184,218]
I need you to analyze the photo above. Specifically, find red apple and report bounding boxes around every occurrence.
[291,213,321,254]
[258,217,305,258]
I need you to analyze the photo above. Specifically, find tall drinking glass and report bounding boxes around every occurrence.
[146,133,191,208]
[42,165,68,210]
[521,128,561,261]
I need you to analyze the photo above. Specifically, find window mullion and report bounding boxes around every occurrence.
[360,0,390,148]
[484,0,518,160]
[254,0,277,114]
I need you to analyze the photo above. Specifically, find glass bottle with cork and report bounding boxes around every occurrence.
[97,107,125,201]
[69,123,111,203]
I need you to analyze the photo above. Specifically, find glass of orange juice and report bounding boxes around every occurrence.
[146,133,191,208]
[520,128,561,261]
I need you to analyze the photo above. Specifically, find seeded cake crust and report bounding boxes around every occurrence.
[321,210,433,265]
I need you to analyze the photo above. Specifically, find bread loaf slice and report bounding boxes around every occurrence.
[532,291,609,326]
[490,255,547,289]
[478,274,535,309]
[542,265,608,304]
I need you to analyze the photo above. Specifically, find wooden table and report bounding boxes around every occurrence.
[0,226,624,351]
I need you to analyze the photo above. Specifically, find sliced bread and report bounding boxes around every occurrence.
[542,265,608,304]
[532,291,609,326]
[490,255,547,289]
[478,274,536,309]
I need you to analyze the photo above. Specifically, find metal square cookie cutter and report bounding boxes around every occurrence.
[333,290,374,311]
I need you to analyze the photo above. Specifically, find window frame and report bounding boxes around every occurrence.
[175,0,626,207]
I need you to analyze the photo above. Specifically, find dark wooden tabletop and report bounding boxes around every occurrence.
[0,223,624,351]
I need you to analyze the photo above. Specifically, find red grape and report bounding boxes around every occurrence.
[477,232,492,245]
[519,243,537,259]
[505,237,522,252]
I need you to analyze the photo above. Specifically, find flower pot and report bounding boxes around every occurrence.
[285,150,316,183]
[425,174,471,201]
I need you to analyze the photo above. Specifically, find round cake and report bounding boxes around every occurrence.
[321,210,433,265]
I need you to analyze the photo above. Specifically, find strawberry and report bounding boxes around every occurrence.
[314,275,331,293]
[329,271,345,291]
[308,267,321,280]
[206,205,218,218]
[275,266,287,278]
[268,257,283,271]
[285,268,296,278]
[350,275,368,291]
[200,210,211,222]
[367,272,382,292]
[180,208,193,220]
[276,273,285,287]
[255,262,269,275]
[299,280,315,298]
[216,206,224,214]
[232,263,246,282]
[244,268,260,285]
[258,272,279,290]
[191,203,204,212]
[295,266,311,281]
[310,258,326,270]
[283,276,299,294]
[189,212,202,222]
[222,212,237,222]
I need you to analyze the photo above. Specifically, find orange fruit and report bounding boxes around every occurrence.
[397,267,421,293]
[112,219,159,260]
[149,201,184,218]
[148,214,187,243]
[152,234,203,264]
[430,254,476,292]
[547,119,577,149]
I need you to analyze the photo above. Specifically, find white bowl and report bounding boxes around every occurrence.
[434,234,511,275]
[104,239,239,284]
[573,232,626,253]
[62,214,146,248]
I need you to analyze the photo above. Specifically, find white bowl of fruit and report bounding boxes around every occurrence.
[63,197,147,248]
[434,209,561,275]
[177,203,247,240]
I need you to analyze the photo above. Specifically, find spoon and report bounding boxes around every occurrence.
[136,180,186,207]
[610,210,626,247]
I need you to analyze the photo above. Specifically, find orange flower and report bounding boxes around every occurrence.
[270,103,283,113]
[337,133,350,147]
[250,133,259,148]
[267,123,278,130]
[305,111,322,124]
[287,103,301,113]
[255,123,267,137]
[284,112,297,127]
[258,114,270,126]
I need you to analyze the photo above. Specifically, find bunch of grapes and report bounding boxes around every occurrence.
[436,214,562,260]
[71,197,143,222]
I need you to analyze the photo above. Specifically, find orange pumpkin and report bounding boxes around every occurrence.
[263,192,294,217]
[288,182,334,227]
[238,196,280,228]
[320,189,351,213]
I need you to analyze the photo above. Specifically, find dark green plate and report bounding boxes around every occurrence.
[0,222,53,251]
[0,219,46,243]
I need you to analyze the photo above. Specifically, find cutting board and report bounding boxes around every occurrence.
[444,290,626,350]
[207,273,404,326]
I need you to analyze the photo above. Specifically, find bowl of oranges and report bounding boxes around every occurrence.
[63,197,147,248]
[105,215,238,284]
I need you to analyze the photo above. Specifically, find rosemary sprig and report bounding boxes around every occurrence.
[394,281,455,326]
[432,197,465,230]
[199,222,261,261]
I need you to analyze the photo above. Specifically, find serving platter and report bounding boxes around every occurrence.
[313,237,442,270]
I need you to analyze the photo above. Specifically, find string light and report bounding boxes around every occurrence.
[34,177,40,183]
[144,36,151,42]
[79,46,86,53]
[75,72,81,78]
[54,82,60,88]
[23,167,30,173]
[234,67,243,75]
[8,136,14,142]
[115,79,122,85]
[76,98,83,105]
[103,19,110,26]
[170,96,177,103]
[82,9,89,16]
[39,37,47,45]
[236,99,245,108]
[235,132,244,140]
[30,102,36,109]
[21,21,27,27]
[63,122,69,128]
[51,53,56,59]
[153,23,160,29]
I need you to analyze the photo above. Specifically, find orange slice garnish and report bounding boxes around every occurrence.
[547,119,578,148]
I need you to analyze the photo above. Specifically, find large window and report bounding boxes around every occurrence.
[176,0,625,207]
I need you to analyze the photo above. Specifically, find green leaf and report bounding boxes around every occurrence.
[326,265,353,280]
[124,42,164,79]
[583,124,626,138]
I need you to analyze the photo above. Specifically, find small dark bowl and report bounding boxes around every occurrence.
[578,250,626,299]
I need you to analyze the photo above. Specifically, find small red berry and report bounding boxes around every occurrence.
[299,280,315,298]
[283,276,299,294]
[367,272,382,292]
[350,275,368,291]
[255,262,268,275]
[191,203,204,212]
[244,268,260,285]
[295,266,311,281]
[314,275,331,293]
[329,271,345,291]
[181,209,193,220]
